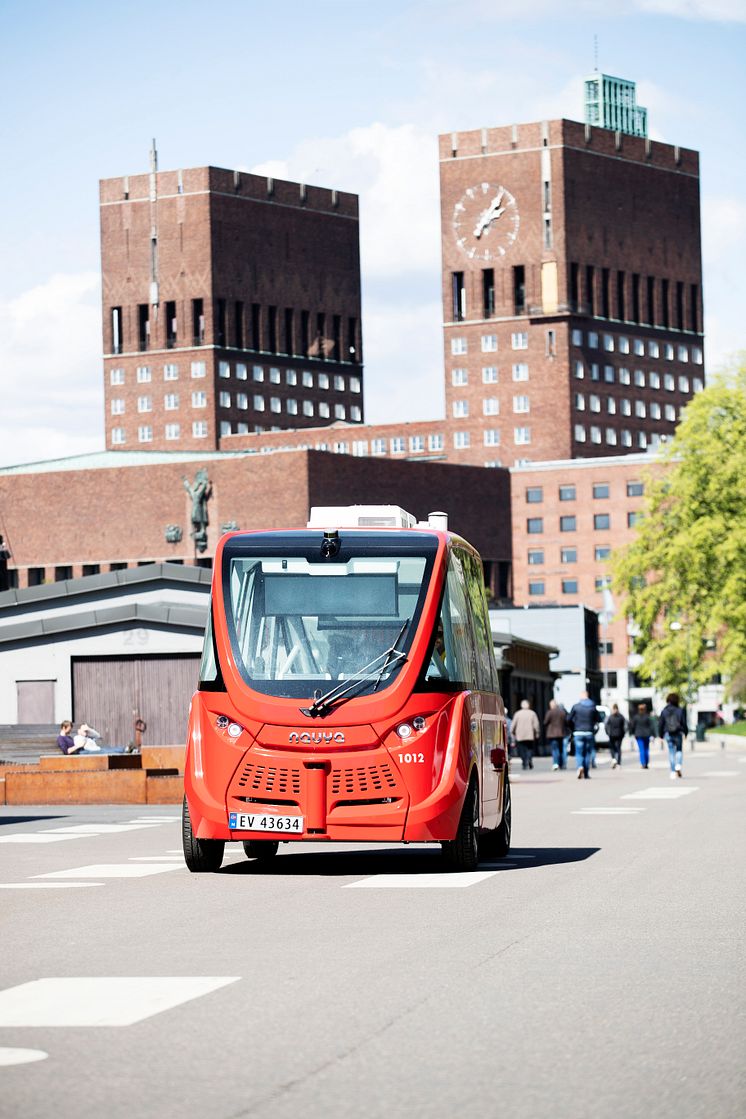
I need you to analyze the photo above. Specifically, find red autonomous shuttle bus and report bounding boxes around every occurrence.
[183,506,511,872]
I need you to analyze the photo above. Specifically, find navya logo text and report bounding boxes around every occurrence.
[289,731,346,744]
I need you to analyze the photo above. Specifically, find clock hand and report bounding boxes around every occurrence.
[473,203,507,238]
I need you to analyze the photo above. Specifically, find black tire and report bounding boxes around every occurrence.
[242,840,280,860]
[442,778,479,871]
[182,796,225,872]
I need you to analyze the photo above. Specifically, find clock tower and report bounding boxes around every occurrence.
[439,115,703,467]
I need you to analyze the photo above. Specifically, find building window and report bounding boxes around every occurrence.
[593,483,610,500]
[110,367,125,386]
[527,518,543,534]
[111,427,125,445]
[219,391,231,408]
[562,579,578,594]
[111,399,125,416]
[595,545,611,561]
[561,547,577,563]
[453,399,469,418]
[665,404,676,421]
[511,332,528,350]
[270,367,282,384]
[574,424,586,442]
[606,398,617,415]
[270,397,282,414]
[484,429,500,446]
[514,427,531,445]
[286,399,298,415]
[193,421,208,438]
[371,438,386,455]
[451,337,467,355]
[285,369,298,387]
[165,424,180,440]
[219,361,230,379]
[513,265,526,314]
[236,363,247,381]
[303,401,314,417]
[454,431,470,449]
[679,375,690,392]
[665,343,674,360]
[649,371,660,389]
[621,429,632,447]
[618,336,629,354]
[252,394,265,412]
[604,365,615,384]
[410,435,425,453]
[192,391,207,408]
[619,367,630,385]
[621,399,632,416]
[483,268,495,317]
[192,298,205,346]
[350,376,361,393]
[352,440,368,456]
[350,405,362,421]
[513,395,530,414]
[482,366,498,384]
[452,272,466,321]
[634,369,645,388]
[138,303,150,351]
[528,581,545,596]
[334,373,345,390]
[302,370,314,388]
[664,373,675,391]
[574,360,584,380]
[137,396,152,413]
[559,485,576,501]
[428,433,444,451]
[189,362,204,379]
[164,393,179,410]
[136,365,151,383]
[588,331,599,349]
[628,511,642,527]
[594,513,611,530]
[560,516,577,532]
[571,330,583,349]
[252,365,265,383]
[528,549,544,565]
[318,373,330,390]
[111,307,123,354]
[220,421,232,436]
[237,393,248,410]
[512,363,529,381]
[605,428,617,445]
[481,334,498,352]
[452,368,468,386]
[637,431,648,449]
[692,346,703,365]
[603,333,614,352]
[590,363,600,381]
[483,398,499,415]
[635,401,647,418]
[334,403,346,420]
[526,487,543,504]
[138,425,153,443]
[391,437,405,454]
[590,395,601,413]
[650,402,661,419]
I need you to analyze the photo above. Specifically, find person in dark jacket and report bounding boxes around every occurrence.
[569,692,599,780]
[658,692,688,778]
[605,704,627,769]
[628,704,655,768]
[544,699,569,770]
[56,720,83,755]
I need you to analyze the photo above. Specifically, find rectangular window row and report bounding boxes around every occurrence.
[527,513,613,534]
[110,422,209,445]
[450,266,527,320]
[525,481,642,504]
[573,361,701,394]
[109,301,360,364]
[569,266,701,333]
[450,332,527,356]
[574,393,683,421]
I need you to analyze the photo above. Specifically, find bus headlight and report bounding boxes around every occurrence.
[396,723,413,739]
[227,722,244,738]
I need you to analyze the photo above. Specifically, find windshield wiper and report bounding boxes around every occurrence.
[300,621,409,719]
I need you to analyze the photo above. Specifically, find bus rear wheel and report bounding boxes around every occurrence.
[182,796,225,873]
[242,840,279,860]
[480,773,511,859]
[442,779,479,871]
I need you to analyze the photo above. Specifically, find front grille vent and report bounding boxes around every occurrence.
[331,763,398,796]
[236,763,302,796]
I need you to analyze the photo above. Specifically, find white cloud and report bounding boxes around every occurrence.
[635,0,746,20]
[0,273,104,467]
[445,0,746,19]
[702,196,746,371]
[362,296,444,424]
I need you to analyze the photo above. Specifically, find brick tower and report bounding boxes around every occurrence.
[439,100,704,468]
[100,148,364,452]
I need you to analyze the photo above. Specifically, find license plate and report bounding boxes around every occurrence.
[228,811,304,834]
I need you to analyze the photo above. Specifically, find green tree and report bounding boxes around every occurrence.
[612,355,746,696]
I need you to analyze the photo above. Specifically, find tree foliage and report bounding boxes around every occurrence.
[612,355,746,696]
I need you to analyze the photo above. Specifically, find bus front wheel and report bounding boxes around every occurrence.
[182,797,225,872]
[441,779,479,871]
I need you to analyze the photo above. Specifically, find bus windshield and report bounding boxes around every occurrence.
[224,549,433,698]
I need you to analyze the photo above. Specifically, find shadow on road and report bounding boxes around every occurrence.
[0,814,67,827]
[216,844,600,877]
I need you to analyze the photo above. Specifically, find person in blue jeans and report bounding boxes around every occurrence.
[569,691,600,779]
[628,704,655,768]
[658,692,688,778]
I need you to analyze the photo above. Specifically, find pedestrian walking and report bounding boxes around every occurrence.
[569,691,600,779]
[658,692,688,779]
[512,699,540,770]
[605,704,627,769]
[544,699,569,771]
[629,704,655,768]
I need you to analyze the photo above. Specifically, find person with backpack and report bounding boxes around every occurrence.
[605,704,627,769]
[658,692,688,778]
[569,691,600,780]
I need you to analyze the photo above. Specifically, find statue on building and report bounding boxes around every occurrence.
[183,469,212,553]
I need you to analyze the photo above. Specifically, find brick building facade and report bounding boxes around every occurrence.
[438,118,703,467]
[101,162,364,453]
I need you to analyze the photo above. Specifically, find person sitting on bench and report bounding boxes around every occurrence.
[56,720,83,755]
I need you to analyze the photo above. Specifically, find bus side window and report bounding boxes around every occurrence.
[440,551,478,689]
[459,548,498,693]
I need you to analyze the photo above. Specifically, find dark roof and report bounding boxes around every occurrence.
[0,562,212,612]
[0,601,208,648]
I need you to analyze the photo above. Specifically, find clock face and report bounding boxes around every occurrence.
[452,183,520,261]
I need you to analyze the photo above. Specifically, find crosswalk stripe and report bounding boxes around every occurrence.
[0,834,89,844]
[0,883,102,890]
[622,787,698,800]
[344,871,500,888]
[33,863,185,879]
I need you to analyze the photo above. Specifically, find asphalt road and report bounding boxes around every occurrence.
[0,742,744,1119]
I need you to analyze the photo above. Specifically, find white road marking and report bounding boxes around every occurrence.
[702,771,740,777]
[0,1047,48,1066]
[34,863,185,879]
[0,977,240,1027]
[0,834,89,844]
[44,824,160,834]
[129,856,184,862]
[572,808,645,815]
[622,787,699,800]
[345,871,500,888]
[0,883,102,890]
[128,817,180,823]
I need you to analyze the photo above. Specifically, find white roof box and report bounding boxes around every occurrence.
[308,505,417,529]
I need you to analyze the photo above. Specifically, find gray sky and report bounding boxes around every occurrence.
[1,0,744,467]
